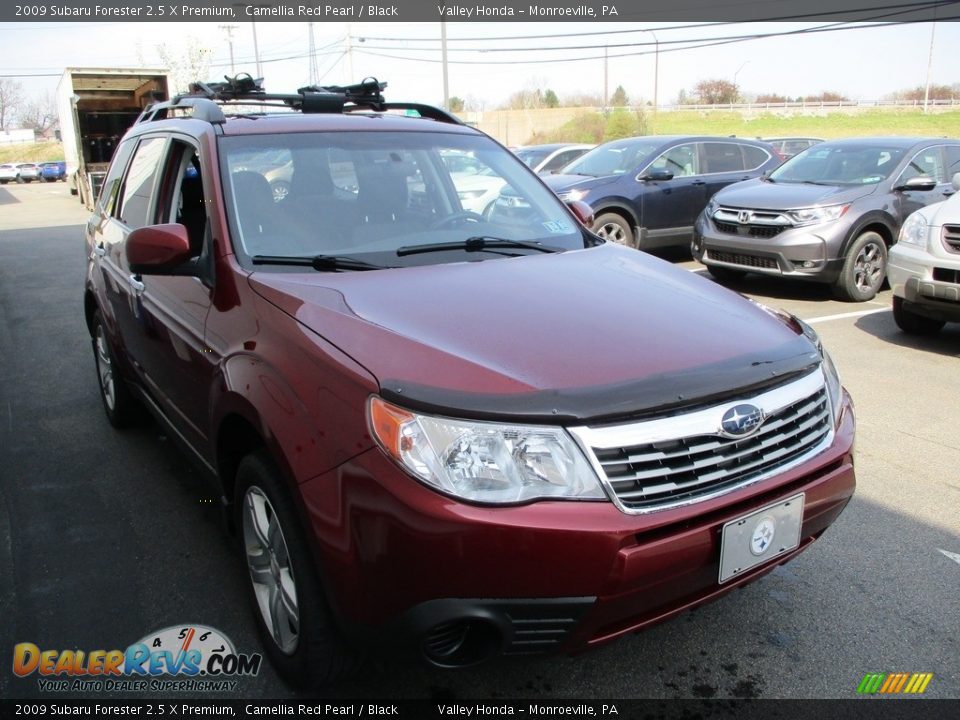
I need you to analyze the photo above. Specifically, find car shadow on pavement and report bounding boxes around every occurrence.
[698,271,839,302]
[855,309,960,356]
[0,187,20,205]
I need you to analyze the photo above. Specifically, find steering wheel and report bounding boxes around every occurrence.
[431,211,485,229]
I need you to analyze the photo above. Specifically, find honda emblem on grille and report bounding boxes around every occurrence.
[738,210,752,224]
[719,404,765,438]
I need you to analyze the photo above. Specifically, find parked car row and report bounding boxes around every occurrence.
[0,161,67,184]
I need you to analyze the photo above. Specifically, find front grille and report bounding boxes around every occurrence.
[710,250,778,270]
[713,221,785,239]
[582,377,831,512]
[933,267,960,285]
[943,225,960,254]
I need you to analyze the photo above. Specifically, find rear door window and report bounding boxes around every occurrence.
[702,142,747,173]
[742,145,771,170]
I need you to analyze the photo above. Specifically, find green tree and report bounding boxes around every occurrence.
[610,85,629,107]
[543,89,559,108]
[448,96,465,112]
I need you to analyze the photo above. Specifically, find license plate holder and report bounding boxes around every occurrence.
[719,493,804,584]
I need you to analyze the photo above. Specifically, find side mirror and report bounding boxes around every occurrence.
[895,175,937,192]
[126,224,194,275]
[565,199,594,228]
[952,172,960,192]
[643,169,674,182]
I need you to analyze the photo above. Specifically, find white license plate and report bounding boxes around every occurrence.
[718,493,804,583]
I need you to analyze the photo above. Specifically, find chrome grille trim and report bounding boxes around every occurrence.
[569,369,833,514]
[943,225,960,255]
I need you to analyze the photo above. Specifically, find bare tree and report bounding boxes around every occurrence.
[0,78,24,132]
[17,92,58,135]
[693,79,740,105]
[155,38,214,94]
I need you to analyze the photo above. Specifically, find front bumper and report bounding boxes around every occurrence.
[693,213,847,283]
[889,242,960,322]
[299,393,856,661]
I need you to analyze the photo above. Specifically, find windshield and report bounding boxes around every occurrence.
[219,131,585,268]
[562,140,660,177]
[770,143,907,186]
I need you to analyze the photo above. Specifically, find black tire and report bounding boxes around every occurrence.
[91,310,141,428]
[235,451,359,688]
[892,296,945,335]
[592,213,635,248]
[833,231,887,302]
[706,264,748,283]
[0,180,7,185]
[70,187,78,196]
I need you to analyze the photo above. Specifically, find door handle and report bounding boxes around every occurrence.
[93,244,106,257]
[944,190,956,197]
[129,274,145,295]
[691,180,706,186]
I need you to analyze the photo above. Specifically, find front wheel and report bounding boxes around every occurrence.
[236,452,359,687]
[592,213,635,248]
[834,231,887,302]
[91,310,141,428]
[892,296,945,335]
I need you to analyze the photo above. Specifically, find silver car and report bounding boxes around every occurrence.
[17,163,40,183]
[888,172,960,334]
[693,137,960,301]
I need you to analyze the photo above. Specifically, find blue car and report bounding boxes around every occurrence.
[542,135,782,249]
[41,161,66,182]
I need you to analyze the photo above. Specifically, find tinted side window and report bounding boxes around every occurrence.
[118,137,166,229]
[648,144,699,177]
[542,149,580,173]
[99,138,137,218]
[742,145,771,170]
[900,147,946,184]
[703,143,746,173]
[944,145,960,180]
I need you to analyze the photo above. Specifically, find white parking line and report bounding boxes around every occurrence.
[938,548,960,567]
[806,308,890,324]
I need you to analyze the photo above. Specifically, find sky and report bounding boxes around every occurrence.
[0,20,958,111]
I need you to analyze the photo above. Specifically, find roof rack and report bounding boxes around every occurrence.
[136,73,463,126]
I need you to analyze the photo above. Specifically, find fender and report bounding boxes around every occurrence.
[210,348,378,494]
[591,198,640,229]
[839,209,898,258]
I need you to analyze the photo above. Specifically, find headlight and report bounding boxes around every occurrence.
[558,189,587,203]
[898,212,929,248]
[368,397,606,504]
[787,204,850,227]
[793,317,843,426]
[705,196,719,216]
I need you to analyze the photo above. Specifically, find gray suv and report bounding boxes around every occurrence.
[693,137,960,301]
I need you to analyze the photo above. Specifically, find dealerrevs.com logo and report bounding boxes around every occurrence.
[13,625,262,692]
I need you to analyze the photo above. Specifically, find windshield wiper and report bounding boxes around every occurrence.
[396,236,563,257]
[252,254,391,272]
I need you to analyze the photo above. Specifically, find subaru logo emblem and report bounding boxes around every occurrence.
[750,517,776,556]
[720,404,765,438]
[738,210,751,224]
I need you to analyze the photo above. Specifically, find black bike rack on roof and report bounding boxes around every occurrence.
[136,73,463,126]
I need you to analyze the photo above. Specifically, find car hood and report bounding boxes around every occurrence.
[249,245,819,423]
[715,178,876,209]
[542,173,620,194]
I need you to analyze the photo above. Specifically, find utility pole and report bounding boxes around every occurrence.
[252,22,262,79]
[603,46,608,109]
[219,24,239,74]
[923,22,936,114]
[441,21,450,111]
[346,24,354,80]
[307,23,319,86]
[648,30,659,114]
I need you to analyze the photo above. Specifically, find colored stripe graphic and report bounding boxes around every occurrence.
[857,672,933,695]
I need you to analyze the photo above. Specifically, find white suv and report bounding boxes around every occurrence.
[888,172,960,334]
[0,163,18,184]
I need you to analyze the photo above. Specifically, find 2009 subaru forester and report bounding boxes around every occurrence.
[84,77,856,687]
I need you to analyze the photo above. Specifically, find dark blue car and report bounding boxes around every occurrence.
[41,161,66,182]
[543,135,781,249]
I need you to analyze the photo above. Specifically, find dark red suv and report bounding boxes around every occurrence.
[84,78,856,687]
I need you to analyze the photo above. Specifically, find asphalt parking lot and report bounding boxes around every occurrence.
[0,180,957,701]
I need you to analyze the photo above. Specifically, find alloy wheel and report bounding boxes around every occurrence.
[853,240,884,293]
[95,324,116,411]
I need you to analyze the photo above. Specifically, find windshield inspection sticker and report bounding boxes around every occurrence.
[543,220,573,233]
